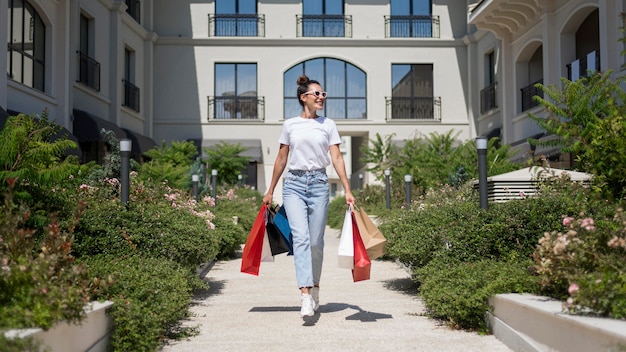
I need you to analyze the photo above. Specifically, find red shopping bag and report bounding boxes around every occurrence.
[240,204,268,276]
[351,211,371,282]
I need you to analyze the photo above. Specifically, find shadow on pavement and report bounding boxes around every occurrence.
[250,302,392,326]
[382,277,419,296]
[190,278,226,302]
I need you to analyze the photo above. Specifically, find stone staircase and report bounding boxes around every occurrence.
[488,294,626,352]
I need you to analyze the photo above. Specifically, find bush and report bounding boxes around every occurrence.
[415,257,539,332]
[85,254,206,351]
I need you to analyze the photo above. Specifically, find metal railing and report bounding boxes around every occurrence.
[480,82,497,114]
[384,15,440,38]
[123,79,140,112]
[208,96,265,121]
[296,14,352,37]
[385,96,441,121]
[125,0,140,23]
[77,51,100,92]
[567,50,600,80]
[520,79,543,112]
[209,14,265,37]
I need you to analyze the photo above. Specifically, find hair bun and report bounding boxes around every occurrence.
[297,74,310,86]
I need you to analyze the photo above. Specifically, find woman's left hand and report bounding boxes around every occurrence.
[345,191,355,206]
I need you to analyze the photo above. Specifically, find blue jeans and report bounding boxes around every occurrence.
[282,169,329,289]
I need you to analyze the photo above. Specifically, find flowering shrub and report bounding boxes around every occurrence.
[533,209,626,318]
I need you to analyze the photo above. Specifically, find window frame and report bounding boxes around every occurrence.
[212,63,261,120]
[7,0,46,92]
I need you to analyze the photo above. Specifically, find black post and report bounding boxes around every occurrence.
[238,173,243,187]
[404,174,412,210]
[120,139,132,208]
[476,137,489,210]
[211,169,217,205]
[358,173,364,190]
[192,174,199,201]
[384,169,391,210]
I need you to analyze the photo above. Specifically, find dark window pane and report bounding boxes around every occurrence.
[326,1,343,15]
[304,59,324,86]
[237,64,257,95]
[303,0,322,14]
[284,98,301,118]
[347,99,366,119]
[284,64,302,96]
[239,0,256,14]
[216,0,235,13]
[326,59,345,97]
[325,99,344,119]
[413,0,431,15]
[215,64,235,96]
[347,65,365,97]
[391,0,410,15]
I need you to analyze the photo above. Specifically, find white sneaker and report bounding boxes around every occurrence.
[311,287,320,311]
[300,293,315,317]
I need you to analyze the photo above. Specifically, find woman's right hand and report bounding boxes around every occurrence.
[262,193,273,205]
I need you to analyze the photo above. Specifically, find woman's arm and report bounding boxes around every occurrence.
[262,144,289,205]
[330,144,355,205]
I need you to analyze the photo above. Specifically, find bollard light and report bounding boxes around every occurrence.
[358,173,364,190]
[120,138,132,207]
[404,174,412,210]
[476,136,488,210]
[192,174,199,201]
[384,169,391,210]
[238,173,243,187]
[211,169,218,205]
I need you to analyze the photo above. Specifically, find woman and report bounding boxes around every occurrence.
[263,74,355,318]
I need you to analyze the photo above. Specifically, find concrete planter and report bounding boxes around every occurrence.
[4,300,114,352]
[488,294,626,352]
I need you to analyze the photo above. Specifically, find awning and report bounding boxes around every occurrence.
[122,128,158,158]
[195,139,263,163]
[72,109,127,142]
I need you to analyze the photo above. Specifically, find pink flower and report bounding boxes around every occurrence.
[580,217,595,231]
[562,217,574,226]
[568,283,579,295]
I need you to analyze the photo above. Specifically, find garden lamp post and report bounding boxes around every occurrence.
[238,173,243,187]
[192,174,199,201]
[476,136,488,210]
[358,173,364,190]
[404,174,412,210]
[384,169,391,210]
[120,138,132,207]
[211,169,217,204]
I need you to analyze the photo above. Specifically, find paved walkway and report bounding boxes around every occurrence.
[160,227,512,352]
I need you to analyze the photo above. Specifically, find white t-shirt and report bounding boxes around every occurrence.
[279,116,342,171]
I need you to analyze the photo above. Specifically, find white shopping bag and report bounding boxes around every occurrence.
[337,207,354,269]
[261,229,274,262]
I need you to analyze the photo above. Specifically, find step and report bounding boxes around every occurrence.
[488,293,626,352]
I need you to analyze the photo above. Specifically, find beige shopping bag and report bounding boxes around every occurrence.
[353,206,387,260]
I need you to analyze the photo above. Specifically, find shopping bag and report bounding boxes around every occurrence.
[351,210,371,282]
[337,207,354,269]
[353,206,387,260]
[266,205,292,255]
[275,205,293,255]
[241,204,268,275]
[261,227,274,263]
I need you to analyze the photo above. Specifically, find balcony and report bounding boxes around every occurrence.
[125,0,140,23]
[567,50,600,81]
[520,79,543,112]
[123,79,140,113]
[385,15,440,38]
[296,15,352,37]
[480,82,497,114]
[385,96,441,121]
[208,95,265,121]
[209,14,265,37]
[77,51,100,92]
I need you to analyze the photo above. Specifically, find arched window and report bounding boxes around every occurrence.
[284,58,366,119]
[7,0,46,92]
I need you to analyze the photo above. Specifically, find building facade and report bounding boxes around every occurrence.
[3,1,623,198]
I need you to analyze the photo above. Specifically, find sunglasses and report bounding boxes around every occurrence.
[303,90,328,98]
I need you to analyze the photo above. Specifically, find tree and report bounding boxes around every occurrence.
[528,71,626,200]
[138,140,198,189]
[203,142,250,185]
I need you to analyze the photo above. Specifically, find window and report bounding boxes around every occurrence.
[7,0,46,91]
[389,64,438,120]
[125,0,140,23]
[480,51,497,114]
[388,0,434,38]
[213,63,259,119]
[123,48,140,112]
[77,13,100,91]
[213,0,260,37]
[283,58,366,119]
[300,0,347,37]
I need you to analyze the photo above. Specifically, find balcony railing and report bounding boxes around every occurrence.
[208,95,265,121]
[385,15,440,38]
[296,14,352,37]
[77,51,100,92]
[567,50,600,81]
[520,79,543,112]
[125,0,140,23]
[209,14,265,37]
[123,79,140,112]
[385,96,441,121]
[480,82,497,114]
